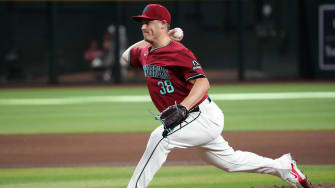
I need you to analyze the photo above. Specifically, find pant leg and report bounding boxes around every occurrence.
[197,136,291,180]
[128,110,218,188]
[127,126,170,188]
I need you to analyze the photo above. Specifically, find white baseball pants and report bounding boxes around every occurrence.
[127,98,291,188]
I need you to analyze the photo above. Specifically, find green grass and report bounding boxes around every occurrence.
[0,82,334,187]
[0,165,334,188]
[220,99,335,131]
[0,83,335,134]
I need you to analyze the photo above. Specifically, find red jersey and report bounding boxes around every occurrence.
[129,40,208,112]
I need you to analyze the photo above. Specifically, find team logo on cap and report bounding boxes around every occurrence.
[142,5,149,14]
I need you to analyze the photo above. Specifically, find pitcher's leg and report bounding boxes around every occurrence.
[198,136,291,180]
[127,126,170,188]
[128,109,222,188]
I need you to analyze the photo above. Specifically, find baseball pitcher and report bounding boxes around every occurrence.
[122,4,312,188]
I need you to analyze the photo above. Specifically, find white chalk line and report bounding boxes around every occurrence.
[0,92,335,105]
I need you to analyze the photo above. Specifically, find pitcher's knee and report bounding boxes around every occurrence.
[146,126,169,151]
[150,126,164,141]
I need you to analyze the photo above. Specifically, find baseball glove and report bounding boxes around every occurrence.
[157,104,189,137]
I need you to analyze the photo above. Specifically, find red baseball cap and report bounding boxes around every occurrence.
[132,4,171,24]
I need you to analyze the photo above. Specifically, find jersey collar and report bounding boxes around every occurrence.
[149,40,173,53]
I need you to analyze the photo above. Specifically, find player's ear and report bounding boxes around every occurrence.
[161,20,168,30]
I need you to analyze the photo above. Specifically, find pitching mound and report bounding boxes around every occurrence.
[0,131,334,168]
[253,183,335,188]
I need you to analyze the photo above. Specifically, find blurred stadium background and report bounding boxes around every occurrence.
[0,0,334,85]
[1,1,335,188]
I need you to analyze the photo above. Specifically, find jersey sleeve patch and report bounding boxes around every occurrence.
[192,60,202,71]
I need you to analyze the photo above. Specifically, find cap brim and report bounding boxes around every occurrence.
[132,15,155,22]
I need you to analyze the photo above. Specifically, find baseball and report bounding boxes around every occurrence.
[173,27,183,38]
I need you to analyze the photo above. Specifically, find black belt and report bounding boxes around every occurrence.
[190,97,211,113]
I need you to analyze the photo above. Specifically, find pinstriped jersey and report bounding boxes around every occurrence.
[129,40,208,112]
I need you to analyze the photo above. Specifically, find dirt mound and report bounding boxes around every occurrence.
[0,131,334,168]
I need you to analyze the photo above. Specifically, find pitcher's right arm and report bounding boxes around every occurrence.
[122,40,149,64]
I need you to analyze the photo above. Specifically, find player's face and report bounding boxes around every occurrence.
[141,19,164,44]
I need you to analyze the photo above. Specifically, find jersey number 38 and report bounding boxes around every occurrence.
[157,80,175,95]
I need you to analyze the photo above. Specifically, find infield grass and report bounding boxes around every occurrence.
[0,165,334,188]
[0,83,335,134]
[0,83,335,188]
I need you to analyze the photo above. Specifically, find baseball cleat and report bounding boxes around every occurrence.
[286,154,313,188]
